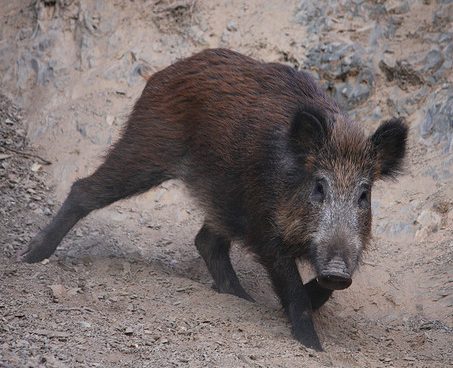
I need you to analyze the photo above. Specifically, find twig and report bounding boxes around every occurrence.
[1,146,52,165]
[362,261,377,267]
[56,307,82,312]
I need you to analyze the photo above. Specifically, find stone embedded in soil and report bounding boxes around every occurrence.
[226,20,237,32]
[0,153,12,160]
[80,321,92,329]
[420,86,453,152]
[421,49,445,73]
[49,284,66,301]
[294,0,395,34]
[387,0,410,15]
[415,209,443,241]
[431,2,453,33]
[378,59,424,90]
[305,42,375,110]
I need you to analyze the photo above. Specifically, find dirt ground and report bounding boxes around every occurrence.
[1,1,452,367]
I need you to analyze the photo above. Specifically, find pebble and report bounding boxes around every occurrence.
[80,321,92,329]
[106,115,115,126]
[415,209,442,241]
[226,20,237,32]
[49,284,66,300]
[0,154,12,160]
[30,163,42,172]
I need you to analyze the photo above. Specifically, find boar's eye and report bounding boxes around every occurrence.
[312,179,326,203]
[358,188,370,208]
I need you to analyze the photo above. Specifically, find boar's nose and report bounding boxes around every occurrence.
[317,257,352,290]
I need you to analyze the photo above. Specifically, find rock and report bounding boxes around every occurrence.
[106,115,115,126]
[294,2,327,33]
[371,106,382,121]
[226,20,237,32]
[49,284,66,300]
[30,58,56,85]
[80,321,92,329]
[383,16,403,39]
[438,42,453,78]
[295,1,388,35]
[420,86,453,152]
[387,0,410,15]
[415,209,442,241]
[386,94,410,117]
[31,163,42,172]
[422,49,444,73]
[152,0,198,34]
[33,329,70,339]
[378,59,424,90]
[369,23,384,48]
[305,42,375,110]
[124,327,134,335]
[403,356,416,362]
[404,86,429,109]
[417,210,442,231]
[128,60,153,86]
[431,2,453,33]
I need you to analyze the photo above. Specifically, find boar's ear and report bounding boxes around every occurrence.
[289,108,327,153]
[370,118,408,179]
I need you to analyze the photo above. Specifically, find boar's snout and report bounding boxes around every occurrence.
[316,257,352,290]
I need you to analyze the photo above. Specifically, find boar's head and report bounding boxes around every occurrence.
[276,108,408,290]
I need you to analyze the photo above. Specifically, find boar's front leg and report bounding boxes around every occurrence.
[304,278,333,311]
[195,224,254,302]
[261,250,322,351]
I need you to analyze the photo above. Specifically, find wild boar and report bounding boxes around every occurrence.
[19,49,408,350]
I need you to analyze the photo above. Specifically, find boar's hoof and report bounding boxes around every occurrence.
[16,233,53,264]
[293,327,323,352]
[317,273,352,290]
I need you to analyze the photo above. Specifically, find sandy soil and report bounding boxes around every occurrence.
[1,1,452,367]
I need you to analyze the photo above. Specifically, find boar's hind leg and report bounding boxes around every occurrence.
[19,139,170,263]
[195,224,254,302]
[304,279,333,310]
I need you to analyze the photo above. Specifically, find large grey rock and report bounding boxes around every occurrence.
[378,59,424,90]
[420,86,453,152]
[421,49,444,73]
[305,42,374,110]
[432,2,453,32]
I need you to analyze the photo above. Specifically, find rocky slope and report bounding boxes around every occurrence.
[1,1,452,367]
